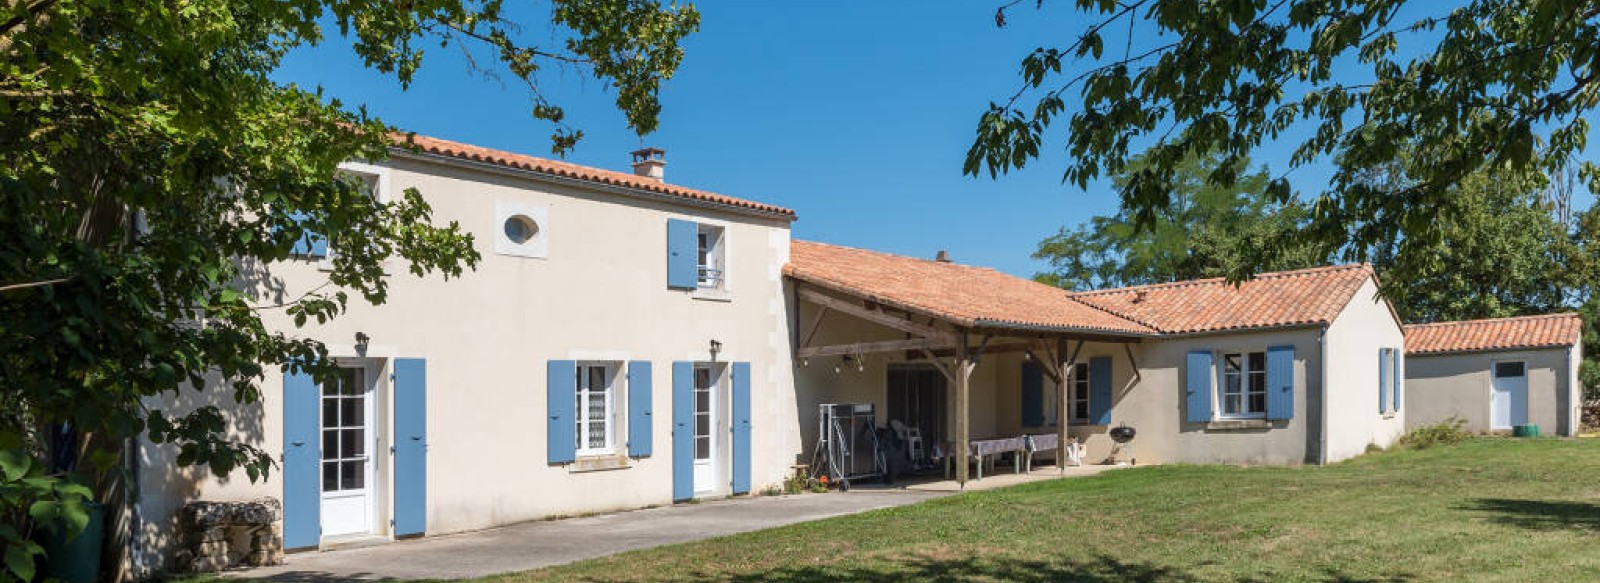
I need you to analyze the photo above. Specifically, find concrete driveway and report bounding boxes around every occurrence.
[239,489,946,581]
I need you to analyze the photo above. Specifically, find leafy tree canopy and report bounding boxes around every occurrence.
[974,0,1600,281]
[0,0,698,577]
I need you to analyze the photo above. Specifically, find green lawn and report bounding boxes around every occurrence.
[499,438,1600,583]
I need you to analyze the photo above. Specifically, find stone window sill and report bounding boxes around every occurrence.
[1205,419,1273,430]
[691,288,733,302]
[569,455,631,473]
[1382,412,1397,420]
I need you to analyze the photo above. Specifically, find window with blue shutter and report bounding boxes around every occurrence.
[1378,348,1391,414]
[547,360,577,464]
[1021,362,1044,427]
[627,361,653,457]
[1088,356,1113,425]
[1266,345,1294,420]
[1186,351,1214,423]
[666,219,698,289]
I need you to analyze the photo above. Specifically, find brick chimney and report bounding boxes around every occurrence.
[934,250,951,263]
[630,147,666,181]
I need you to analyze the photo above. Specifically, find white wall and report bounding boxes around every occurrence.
[135,155,795,571]
[1322,277,1406,462]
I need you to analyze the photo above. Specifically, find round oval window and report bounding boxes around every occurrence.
[503,215,539,244]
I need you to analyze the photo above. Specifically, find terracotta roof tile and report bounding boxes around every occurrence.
[393,133,795,218]
[1067,264,1377,335]
[785,240,1157,336]
[1404,313,1582,355]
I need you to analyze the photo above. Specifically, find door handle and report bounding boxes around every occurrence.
[291,441,305,447]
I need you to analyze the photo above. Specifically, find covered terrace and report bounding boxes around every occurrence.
[784,240,1157,486]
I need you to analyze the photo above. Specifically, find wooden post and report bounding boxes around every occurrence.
[955,331,972,487]
[1057,336,1069,473]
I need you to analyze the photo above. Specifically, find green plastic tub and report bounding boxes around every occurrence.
[1512,424,1541,438]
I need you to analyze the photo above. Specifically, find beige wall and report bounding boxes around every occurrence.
[793,298,1328,467]
[1322,277,1407,461]
[135,155,796,571]
[1405,346,1578,436]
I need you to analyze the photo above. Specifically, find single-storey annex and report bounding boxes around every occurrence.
[1403,314,1583,436]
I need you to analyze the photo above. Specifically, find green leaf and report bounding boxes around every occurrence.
[5,543,38,582]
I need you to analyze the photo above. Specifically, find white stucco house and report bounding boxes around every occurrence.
[126,133,1573,574]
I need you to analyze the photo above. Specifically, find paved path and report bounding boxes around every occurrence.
[240,489,945,581]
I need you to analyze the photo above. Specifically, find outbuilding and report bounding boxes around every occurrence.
[1403,314,1584,436]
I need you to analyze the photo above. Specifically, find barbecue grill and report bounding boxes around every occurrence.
[1108,424,1136,465]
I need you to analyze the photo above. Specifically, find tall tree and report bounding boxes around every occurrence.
[971,0,1600,281]
[1033,152,1327,290]
[0,1,699,578]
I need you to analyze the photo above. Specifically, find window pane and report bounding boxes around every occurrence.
[1249,393,1266,413]
[1224,354,1241,374]
[1074,402,1089,420]
[341,396,362,427]
[340,369,361,395]
[696,389,710,413]
[1495,362,1525,378]
[1225,373,1242,395]
[590,367,607,392]
[322,461,338,491]
[695,437,710,460]
[1249,371,1266,394]
[323,397,339,428]
[695,368,711,389]
[322,380,338,396]
[341,428,363,458]
[342,460,363,490]
[588,416,607,449]
[1225,394,1242,415]
[695,413,710,437]
[1248,352,1266,372]
[321,430,338,461]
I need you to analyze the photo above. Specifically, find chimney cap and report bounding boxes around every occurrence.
[629,147,666,181]
[934,250,951,263]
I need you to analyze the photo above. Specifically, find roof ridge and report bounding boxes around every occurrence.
[1069,263,1370,297]
[392,132,796,217]
[1064,296,1167,332]
[793,239,1001,274]
[1404,312,1582,329]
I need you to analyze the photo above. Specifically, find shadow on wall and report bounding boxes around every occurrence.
[574,554,1416,583]
[1462,498,1600,531]
[138,367,271,572]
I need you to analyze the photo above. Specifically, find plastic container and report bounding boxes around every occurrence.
[40,500,103,583]
[1512,424,1541,438]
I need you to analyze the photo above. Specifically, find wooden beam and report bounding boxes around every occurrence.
[799,306,829,348]
[919,349,955,383]
[920,341,1036,359]
[797,337,953,358]
[1057,337,1070,474]
[1023,347,1061,385]
[797,287,956,343]
[1124,343,1143,383]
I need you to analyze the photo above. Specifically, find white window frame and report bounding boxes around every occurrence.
[574,362,622,457]
[319,162,390,271]
[1218,351,1269,419]
[1069,362,1091,424]
[494,200,550,259]
[695,223,726,291]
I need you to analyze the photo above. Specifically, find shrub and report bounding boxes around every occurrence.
[1396,417,1470,450]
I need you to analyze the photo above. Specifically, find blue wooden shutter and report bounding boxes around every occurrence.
[1391,349,1403,412]
[666,219,698,289]
[1186,351,1214,423]
[547,360,577,464]
[731,362,752,495]
[1266,345,1295,420]
[1088,356,1113,425]
[627,361,653,457]
[1021,362,1044,427]
[671,362,694,501]
[1378,348,1391,414]
[286,210,328,258]
[393,358,427,537]
[281,366,321,550]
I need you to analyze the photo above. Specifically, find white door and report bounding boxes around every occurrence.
[321,366,375,538]
[693,365,717,493]
[1491,361,1528,430]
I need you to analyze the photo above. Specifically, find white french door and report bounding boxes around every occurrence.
[321,366,376,538]
[693,365,718,493]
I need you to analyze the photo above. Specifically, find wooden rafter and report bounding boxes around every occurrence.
[797,287,956,343]
[797,337,952,358]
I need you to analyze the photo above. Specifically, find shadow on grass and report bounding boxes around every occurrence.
[1463,498,1600,531]
[584,554,1409,583]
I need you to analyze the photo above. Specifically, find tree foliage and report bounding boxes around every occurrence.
[0,0,698,577]
[1033,152,1327,289]
[975,0,1600,282]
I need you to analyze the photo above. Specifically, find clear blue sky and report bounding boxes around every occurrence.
[273,2,1591,278]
